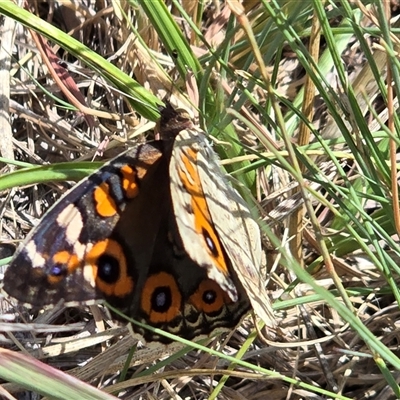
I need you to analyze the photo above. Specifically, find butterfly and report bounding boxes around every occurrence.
[2,104,275,343]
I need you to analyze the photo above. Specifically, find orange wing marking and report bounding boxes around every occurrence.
[178,147,229,275]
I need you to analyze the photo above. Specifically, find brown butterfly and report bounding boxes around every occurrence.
[3,104,275,343]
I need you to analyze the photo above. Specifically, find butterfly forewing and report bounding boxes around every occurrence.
[172,128,275,328]
[3,143,165,307]
[169,130,241,302]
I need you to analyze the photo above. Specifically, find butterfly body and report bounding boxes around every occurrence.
[3,106,274,343]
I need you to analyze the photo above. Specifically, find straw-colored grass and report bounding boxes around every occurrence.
[1,1,400,399]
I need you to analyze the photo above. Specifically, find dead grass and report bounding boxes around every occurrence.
[1,1,400,399]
